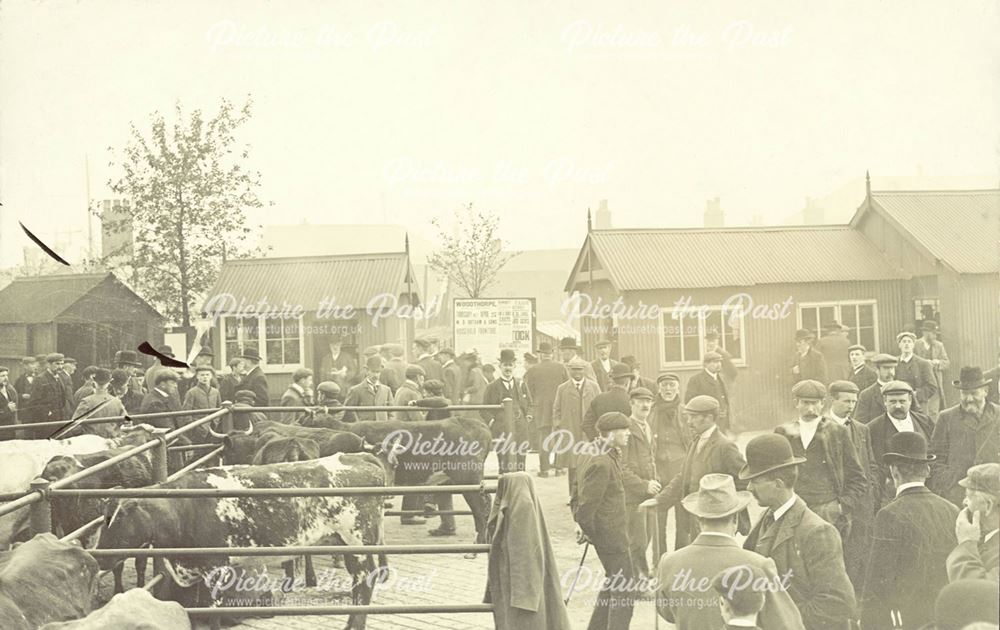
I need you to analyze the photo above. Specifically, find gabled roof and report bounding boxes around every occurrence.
[853,189,1000,274]
[566,226,908,292]
[202,252,421,314]
[0,273,162,324]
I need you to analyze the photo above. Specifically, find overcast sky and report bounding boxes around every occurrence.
[1,0,998,267]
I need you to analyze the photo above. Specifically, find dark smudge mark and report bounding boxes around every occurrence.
[20,222,71,266]
[138,341,190,369]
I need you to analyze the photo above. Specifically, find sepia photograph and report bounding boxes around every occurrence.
[0,1,998,629]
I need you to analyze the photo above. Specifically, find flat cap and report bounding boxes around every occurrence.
[595,339,613,348]
[630,387,654,400]
[405,364,426,379]
[317,381,341,397]
[567,357,589,369]
[620,355,639,368]
[194,365,216,375]
[154,370,181,385]
[657,372,680,384]
[896,331,916,343]
[791,379,827,400]
[703,352,723,363]
[436,347,456,357]
[871,353,899,366]
[847,344,867,354]
[596,411,630,432]
[684,395,720,413]
[609,363,632,379]
[21,356,37,364]
[0,366,8,374]
[46,352,65,363]
[958,463,1000,498]
[363,345,382,358]
[292,368,313,382]
[934,579,1000,630]
[234,389,257,404]
[881,380,914,395]
[828,380,860,396]
[63,357,77,364]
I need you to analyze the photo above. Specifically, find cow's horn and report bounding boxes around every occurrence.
[206,426,228,439]
[241,419,254,435]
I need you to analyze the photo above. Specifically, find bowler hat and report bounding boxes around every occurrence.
[739,434,806,480]
[405,364,426,379]
[596,411,630,432]
[630,387,654,401]
[595,339,612,349]
[896,331,916,343]
[620,355,639,368]
[238,347,262,362]
[536,342,553,354]
[657,372,680,384]
[46,352,65,363]
[196,346,214,358]
[292,368,313,382]
[158,345,175,358]
[363,345,381,358]
[881,380,914,396]
[921,320,940,333]
[559,337,579,350]
[871,353,899,366]
[882,431,935,464]
[795,329,815,342]
[684,395,720,414]
[933,579,1000,630]
[498,349,517,364]
[234,390,257,404]
[681,473,753,519]
[609,363,632,379]
[115,350,142,366]
[952,366,991,390]
[958,463,1000,499]
[412,338,431,350]
[703,351,723,364]
[791,379,826,400]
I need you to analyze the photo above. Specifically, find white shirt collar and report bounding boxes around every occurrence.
[698,425,717,441]
[828,411,849,426]
[726,618,759,628]
[704,368,718,380]
[889,414,915,432]
[899,353,913,363]
[773,493,797,521]
[985,529,999,543]
[600,358,611,369]
[896,481,925,496]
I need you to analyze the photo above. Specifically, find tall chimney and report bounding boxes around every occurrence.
[704,197,724,228]
[595,199,612,229]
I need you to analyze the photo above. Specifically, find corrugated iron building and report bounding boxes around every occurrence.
[0,273,164,381]
[201,252,421,400]
[565,187,999,430]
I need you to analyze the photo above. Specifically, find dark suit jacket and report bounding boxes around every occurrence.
[28,369,65,425]
[139,388,182,429]
[947,530,1000,583]
[0,383,18,430]
[867,411,935,505]
[242,366,270,407]
[581,386,631,440]
[620,416,657,506]
[894,354,937,408]
[929,401,1000,506]
[684,370,730,415]
[828,414,880,590]
[850,365,878,393]
[417,355,444,383]
[523,360,568,427]
[573,447,629,553]
[653,427,749,547]
[481,377,531,443]
[590,358,624,392]
[657,534,805,630]
[862,486,959,630]
[817,333,851,382]
[441,361,462,404]
[794,347,828,384]
[855,380,888,424]
[13,373,33,406]
[774,418,868,517]
[744,496,856,630]
[651,395,687,482]
[986,367,999,405]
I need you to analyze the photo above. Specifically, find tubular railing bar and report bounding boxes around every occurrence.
[59,516,105,543]
[0,408,219,433]
[88,543,491,557]
[0,408,230,519]
[167,443,221,452]
[185,604,494,616]
[49,484,496,498]
[242,404,503,412]
[385,510,474,516]
[165,446,225,483]
[143,573,165,591]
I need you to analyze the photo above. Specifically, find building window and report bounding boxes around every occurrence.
[221,316,303,371]
[914,299,940,329]
[798,301,879,351]
[660,306,746,367]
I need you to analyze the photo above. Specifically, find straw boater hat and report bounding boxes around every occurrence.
[681,474,752,519]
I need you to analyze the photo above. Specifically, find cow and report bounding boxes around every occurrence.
[209,420,371,465]
[41,448,155,594]
[300,412,493,542]
[0,427,158,548]
[95,453,389,630]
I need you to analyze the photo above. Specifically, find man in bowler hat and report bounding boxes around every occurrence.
[481,349,532,473]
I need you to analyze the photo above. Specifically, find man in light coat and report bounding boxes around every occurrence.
[344,355,392,422]
[552,357,599,501]
[279,367,313,423]
[914,320,951,420]
[895,331,938,417]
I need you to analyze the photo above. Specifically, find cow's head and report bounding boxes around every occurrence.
[95,499,154,570]
[205,420,256,465]
[363,434,406,486]
[252,436,321,465]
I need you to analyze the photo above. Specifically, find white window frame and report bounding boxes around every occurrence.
[658,306,748,369]
[219,315,306,373]
[796,300,880,352]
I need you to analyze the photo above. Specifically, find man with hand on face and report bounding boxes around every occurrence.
[620,387,660,577]
[847,344,877,392]
[855,353,900,423]
[929,366,1000,506]
[867,381,935,504]
[947,462,1000,582]
[773,380,868,542]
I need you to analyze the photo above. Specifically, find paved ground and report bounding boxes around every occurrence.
[104,432,767,630]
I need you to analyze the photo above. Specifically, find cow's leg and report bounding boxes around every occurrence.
[282,559,295,585]
[113,562,125,594]
[305,555,317,587]
[462,489,489,544]
[343,553,374,630]
[135,556,147,587]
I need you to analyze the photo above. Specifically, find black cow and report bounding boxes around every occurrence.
[211,420,370,465]
[95,453,388,630]
[301,413,493,542]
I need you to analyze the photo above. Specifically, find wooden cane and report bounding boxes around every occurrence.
[564,542,590,605]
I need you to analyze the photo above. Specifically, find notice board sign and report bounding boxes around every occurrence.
[453,298,536,366]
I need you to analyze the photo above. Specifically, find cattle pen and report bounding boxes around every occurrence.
[0,399,514,630]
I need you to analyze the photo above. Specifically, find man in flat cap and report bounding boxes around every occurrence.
[862,431,959,630]
[868,380,936,504]
[947,462,1000,582]
[140,369,183,430]
[651,372,687,553]
[640,395,748,550]
[824,379,879,592]
[741,434,856,630]
[573,411,635,630]
[65,367,125,439]
[774,380,867,543]
[930,366,1000,506]
[524,341,570,477]
[685,352,732,434]
[854,353,900,423]
[182,365,221,431]
[704,330,738,383]
[655,474,805,630]
[582,363,632,440]
[280,368,314,423]
[914,320,951,420]
[590,339,624,393]
[553,356,600,500]
[558,337,597,382]
[791,328,827,385]
[895,330,938,417]
[24,352,67,438]
[847,344,877,392]
[620,387,660,576]
[392,364,426,422]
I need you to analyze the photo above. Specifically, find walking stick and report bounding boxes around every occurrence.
[564,542,590,605]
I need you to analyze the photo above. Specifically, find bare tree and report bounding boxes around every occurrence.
[428,203,519,298]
